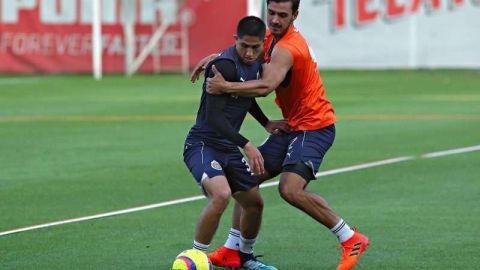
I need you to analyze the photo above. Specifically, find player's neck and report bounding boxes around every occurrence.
[273,25,293,40]
[273,32,286,41]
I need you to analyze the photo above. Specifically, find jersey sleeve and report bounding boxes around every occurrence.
[206,59,237,82]
[205,59,249,148]
[248,99,269,127]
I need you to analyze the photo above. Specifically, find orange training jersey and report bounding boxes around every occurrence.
[264,26,336,131]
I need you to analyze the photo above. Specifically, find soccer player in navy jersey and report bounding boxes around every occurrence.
[183,16,287,270]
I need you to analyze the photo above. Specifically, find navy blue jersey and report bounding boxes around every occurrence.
[186,46,262,151]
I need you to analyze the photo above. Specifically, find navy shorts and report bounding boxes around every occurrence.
[258,125,336,180]
[183,141,258,193]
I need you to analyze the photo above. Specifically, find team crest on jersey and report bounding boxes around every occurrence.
[211,160,222,171]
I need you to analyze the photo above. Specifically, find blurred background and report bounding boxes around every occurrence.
[1,0,478,76]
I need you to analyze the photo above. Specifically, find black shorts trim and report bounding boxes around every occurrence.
[282,162,316,181]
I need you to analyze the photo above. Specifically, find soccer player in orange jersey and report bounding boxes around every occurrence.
[191,1,369,269]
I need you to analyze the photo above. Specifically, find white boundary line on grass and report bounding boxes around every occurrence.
[259,156,415,189]
[1,145,479,237]
[421,145,480,158]
[0,196,207,237]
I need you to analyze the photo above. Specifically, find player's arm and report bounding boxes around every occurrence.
[189,53,219,83]
[204,61,265,175]
[207,47,293,97]
[248,99,269,127]
[249,99,290,135]
[206,95,264,176]
[190,48,267,83]
[205,94,248,147]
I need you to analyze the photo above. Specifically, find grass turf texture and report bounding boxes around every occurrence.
[0,70,479,269]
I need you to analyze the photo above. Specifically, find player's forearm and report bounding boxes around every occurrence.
[205,94,249,148]
[206,115,249,147]
[223,80,274,97]
[205,53,220,63]
[249,100,269,127]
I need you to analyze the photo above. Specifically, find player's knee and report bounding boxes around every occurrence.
[249,196,264,212]
[278,183,295,204]
[278,181,304,205]
[239,192,264,212]
[209,190,231,211]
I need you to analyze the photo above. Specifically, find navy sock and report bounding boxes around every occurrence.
[239,251,254,264]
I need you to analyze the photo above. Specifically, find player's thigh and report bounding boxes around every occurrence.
[258,134,289,178]
[183,143,228,191]
[282,125,336,180]
[201,175,232,201]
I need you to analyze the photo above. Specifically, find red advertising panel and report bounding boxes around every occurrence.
[0,0,247,73]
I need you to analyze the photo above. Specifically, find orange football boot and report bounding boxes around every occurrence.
[337,229,369,270]
[208,246,241,269]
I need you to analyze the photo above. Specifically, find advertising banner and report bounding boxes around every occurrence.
[295,0,480,68]
[0,0,247,73]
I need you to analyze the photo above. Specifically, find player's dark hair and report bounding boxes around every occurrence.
[267,0,300,13]
[237,16,266,39]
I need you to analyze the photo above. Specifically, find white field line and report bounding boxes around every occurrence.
[316,156,415,177]
[0,196,205,237]
[421,145,480,159]
[1,145,479,237]
[259,156,415,189]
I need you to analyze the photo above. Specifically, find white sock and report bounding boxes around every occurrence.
[239,235,256,254]
[193,240,209,252]
[331,219,354,242]
[224,228,241,250]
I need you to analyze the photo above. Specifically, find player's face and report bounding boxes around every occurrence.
[267,1,298,37]
[235,35,264,65]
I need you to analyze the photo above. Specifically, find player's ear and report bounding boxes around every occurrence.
[292,11,299,21]
[233,35,238,41]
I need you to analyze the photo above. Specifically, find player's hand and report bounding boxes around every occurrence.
[243,141,265,176]
[265,119,290,135]
[190,53,218,83]
[206,65,228,95]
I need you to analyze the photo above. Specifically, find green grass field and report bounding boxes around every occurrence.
[1,70,479,269]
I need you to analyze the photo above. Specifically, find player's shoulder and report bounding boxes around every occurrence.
[279,27,308,52]
[283,27,306,44]
[218,45,236,59]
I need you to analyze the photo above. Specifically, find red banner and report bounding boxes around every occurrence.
[0,0,247,74]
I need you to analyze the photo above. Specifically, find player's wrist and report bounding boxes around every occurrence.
[264,119,272,128]
[223,81,234,93]
[242,141,253,149]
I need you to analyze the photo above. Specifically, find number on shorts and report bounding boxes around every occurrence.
[241,158,252,173]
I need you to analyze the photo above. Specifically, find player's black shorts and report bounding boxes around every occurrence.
[258,125,336,180]
[183,141,258,193]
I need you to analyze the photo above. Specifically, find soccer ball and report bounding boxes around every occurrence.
[171,249,213,270]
